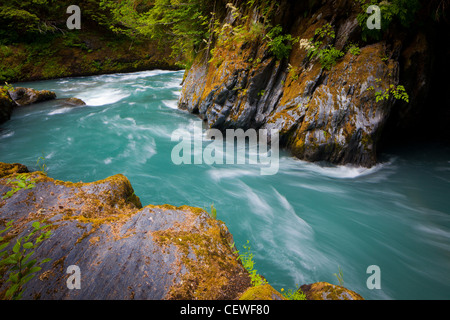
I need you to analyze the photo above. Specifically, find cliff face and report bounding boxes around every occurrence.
[179,0,446,167]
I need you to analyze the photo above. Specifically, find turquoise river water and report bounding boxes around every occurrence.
[1,70,449,300]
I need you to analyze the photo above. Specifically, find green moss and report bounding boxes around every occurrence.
[239,284,285,300]
[152,207,250,300]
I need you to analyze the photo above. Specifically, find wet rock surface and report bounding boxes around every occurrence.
[8,87,57,106]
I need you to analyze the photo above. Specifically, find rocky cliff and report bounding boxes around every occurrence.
[179,0,449,167]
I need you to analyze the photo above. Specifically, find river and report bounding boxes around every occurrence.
[1,70,449,300]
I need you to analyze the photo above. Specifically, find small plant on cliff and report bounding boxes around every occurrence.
[346,43,361,56]
[0,220,52,300]
[333,266,344,286]
[368,83,409,103]
[1,174,36,200]
[287,64,300,82]
[237,240,267,287]
[208,203,217,220]
[280,285,307,300]
[265,25,298,60]
[36,153,48,175]
[303,23,344,71]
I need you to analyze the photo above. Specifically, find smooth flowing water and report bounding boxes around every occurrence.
[1,70,449,300]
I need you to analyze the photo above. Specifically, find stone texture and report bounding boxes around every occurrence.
[0,167,252,300]
[300,282,364,300]
[8,87,56,106]
[178,0,433,168]
[239,284,286,300]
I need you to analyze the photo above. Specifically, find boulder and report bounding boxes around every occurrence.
[0,167,252,300]
[8,87,56,106]
[0,164,365,300]
[0,89,16,124]
[239,284,286,300]
[0,162,29,178]
[300,282,364,300]
[57,97,86,106]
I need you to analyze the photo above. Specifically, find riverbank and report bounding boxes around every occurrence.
[0,30,181,84]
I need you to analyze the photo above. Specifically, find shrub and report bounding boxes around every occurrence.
[303,24,344,70]
[235,240,267,287]
[356,0,421,41]
[0,221,52,300]
[1,174,36,200]
[265,25,298,60]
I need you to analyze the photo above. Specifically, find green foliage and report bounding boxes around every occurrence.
[1,174,36,200]
[347,43,361,56]
[0,0,114,44]
[0,45,13,57]
[333,266,344,286]
[208,203,217,220]
[102,0,213,63]
[0,220,52,300]
[281,285,307,300]
[288,64,299,81]
[316,47,345,71]
[265,25,298,60]
[374,84,409,103]
[62,33,90,51]
[367,81,409,103]
[2,81,14,92]
[315,22,335,39]
[235,240,267,287]
[36,154,48,174]
[356,0,421,41]
[304,23,344,71]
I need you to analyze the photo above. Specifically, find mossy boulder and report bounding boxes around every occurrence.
[239,284,286,300]
[300,282,364,300]
[8,87,56,106]
[0,166,252,300]
[0,162,29,178]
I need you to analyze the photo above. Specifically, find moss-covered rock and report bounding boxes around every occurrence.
[239,284,286,300]
[300,282,364,300]
[0,88,16,124]
[0,162,29,178]
[178,0,436,168]
[8,87,56,106]
[0,165,252,300]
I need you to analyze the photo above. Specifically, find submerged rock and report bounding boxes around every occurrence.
[57,97,86,106]
[8,87,56,106]
[0,166,252,300]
